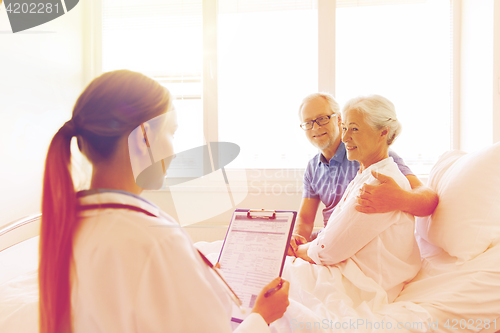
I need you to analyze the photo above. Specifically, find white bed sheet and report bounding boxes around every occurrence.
[0,237,39,332]
[1,239,499,333]
[396,237,500,331]
[0,237,39,285]
[193,240,500,333]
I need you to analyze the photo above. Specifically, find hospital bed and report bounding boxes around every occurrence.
[1,143,499,332]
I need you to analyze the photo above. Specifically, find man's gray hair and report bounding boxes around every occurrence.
[342,95,402,146]
[299,92,340,119]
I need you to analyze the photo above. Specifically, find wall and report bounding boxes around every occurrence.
[142,171,326,242]
[494,0,500,144]
[460,0,500,152]
[0,3,84,227]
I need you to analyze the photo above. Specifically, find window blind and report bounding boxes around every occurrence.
[102,0,202,29]
[337,0,425,7]
[101,0,204,159]
[218,0,316,13]
[101,0,203,77]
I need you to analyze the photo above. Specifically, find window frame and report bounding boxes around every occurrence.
[85,0,459,184]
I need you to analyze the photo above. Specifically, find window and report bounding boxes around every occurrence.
[217,0,319,169]
[336,0,452,174]
[102,0,204,155]
[99,0,454,176]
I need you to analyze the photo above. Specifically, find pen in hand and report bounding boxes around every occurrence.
[197,250,243,308]
[264,278,283,298]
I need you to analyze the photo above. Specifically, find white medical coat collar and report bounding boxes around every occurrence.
[76,188,162,218]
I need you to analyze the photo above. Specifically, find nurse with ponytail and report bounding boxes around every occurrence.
[39,70,289,333]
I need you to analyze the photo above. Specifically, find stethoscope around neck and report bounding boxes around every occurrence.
[77,202,244,310]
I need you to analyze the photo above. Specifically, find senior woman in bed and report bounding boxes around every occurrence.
[39,70,289,333]
[293,95,421,302]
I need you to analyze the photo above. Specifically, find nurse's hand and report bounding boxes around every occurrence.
[252,277,290,324]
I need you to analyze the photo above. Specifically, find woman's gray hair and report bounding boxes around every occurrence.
[342,95,402,146]
[299,92,340,118]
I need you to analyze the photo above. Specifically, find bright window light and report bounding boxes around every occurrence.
[101,0,204,155]
[336,0,452,174]
[217,1,319,169]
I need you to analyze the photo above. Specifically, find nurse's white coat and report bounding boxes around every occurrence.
[71,189,269,333]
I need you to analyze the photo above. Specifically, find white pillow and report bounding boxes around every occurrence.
[416,142,500,262]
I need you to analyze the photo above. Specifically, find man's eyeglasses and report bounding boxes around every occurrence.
[300,114,336,130]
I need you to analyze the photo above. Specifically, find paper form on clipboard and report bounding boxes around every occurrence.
[217,209,296,325]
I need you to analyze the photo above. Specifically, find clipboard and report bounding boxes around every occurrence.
[217,209,296,324]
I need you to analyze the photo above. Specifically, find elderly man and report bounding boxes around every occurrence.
[289,92,438,254]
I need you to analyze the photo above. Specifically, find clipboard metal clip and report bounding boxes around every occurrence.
[247,209,276,219]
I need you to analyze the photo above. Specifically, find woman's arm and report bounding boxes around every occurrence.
[307,205,406,265]
[355,171,439,217]
[294,242,315,263]
[306,167,415,266]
